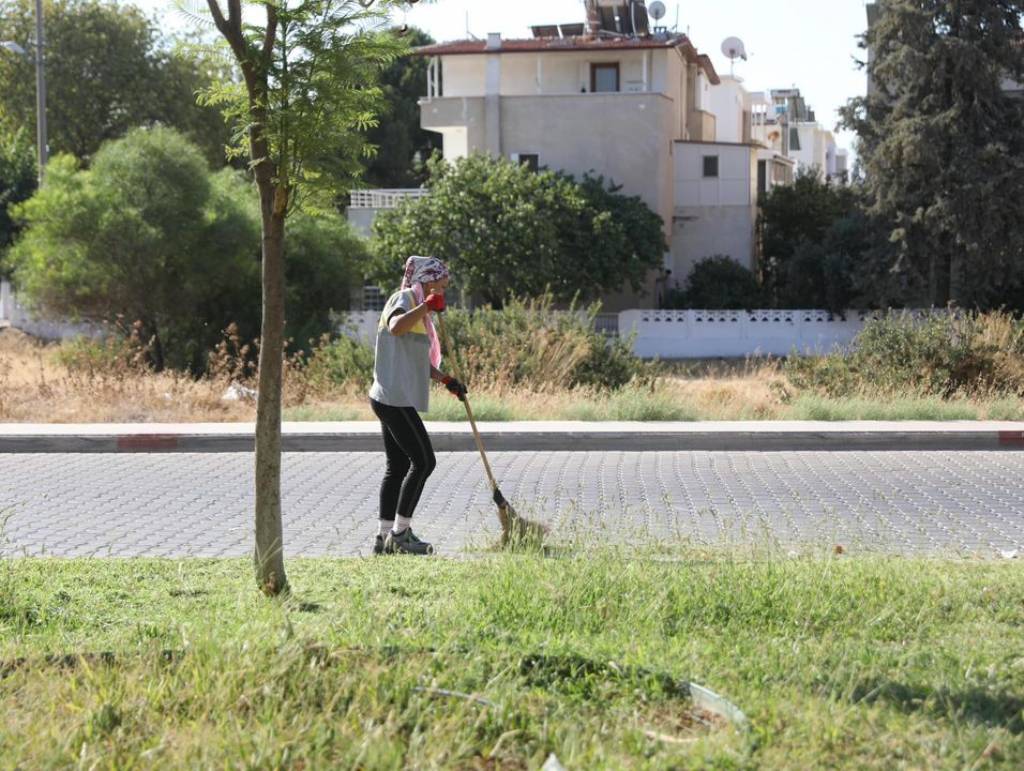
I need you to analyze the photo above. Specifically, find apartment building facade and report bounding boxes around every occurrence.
[407,1,843,307]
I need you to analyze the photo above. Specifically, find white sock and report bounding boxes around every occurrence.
[392,515,413,534]
[379,520,393,538]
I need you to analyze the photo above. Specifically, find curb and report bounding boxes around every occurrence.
[1,424,1022,453]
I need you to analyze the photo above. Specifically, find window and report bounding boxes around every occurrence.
[789,127,801,151]
[363,285,386,312]
[590,63,620,93]
[514,153,540,172]
[702,155,719,178]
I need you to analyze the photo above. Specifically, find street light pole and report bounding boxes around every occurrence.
[33,0,47,181]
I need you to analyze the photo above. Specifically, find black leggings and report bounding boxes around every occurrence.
[370,398,437,521]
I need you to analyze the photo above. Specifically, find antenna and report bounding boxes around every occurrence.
[649,1,666,21]
[465,10,479,41]
[721,36,748,76]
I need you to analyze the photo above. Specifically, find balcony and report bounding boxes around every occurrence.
[347,189,430,238]
[687,109,717,142]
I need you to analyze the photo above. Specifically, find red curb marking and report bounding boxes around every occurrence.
[116,436,180,452]
[999,432,1024,446]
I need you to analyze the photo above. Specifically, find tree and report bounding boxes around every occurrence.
[664,256,764,310]
[200,0,412,595]
[284,211,369,346]
[0,131,36,276]
[150,38,237,167]
[759,170,858,299]
[10,128,260,370]
[361,26,442,188]
[840,0,1024,309]
[758,171,887,311]
[10,128,365,370]
[370,154,666,306]
[0,0,230,163]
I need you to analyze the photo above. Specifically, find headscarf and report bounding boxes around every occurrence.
[400,255,449,368]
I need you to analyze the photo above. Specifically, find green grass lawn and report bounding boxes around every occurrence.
[2,552,1022,768]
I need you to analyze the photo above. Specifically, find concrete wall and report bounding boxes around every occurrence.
[664,49,688,138]
[707,75,750,144]
[672,142,758,277]
[442,50,668,98]
[0,279,101,341]
[476,92,676,226]
[791,123,830,178]
[340,307,877,360]
[420,97,486,159]
[501,92,676,312]
[442,56,486,97]
[620,308,872,358]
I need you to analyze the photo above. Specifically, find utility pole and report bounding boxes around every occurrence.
[33,0,47,181]
[1,0,47,182]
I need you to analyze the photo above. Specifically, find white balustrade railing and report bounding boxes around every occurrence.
[339,308,885,359]
[619,309,881,358]
[4,278,887,358]
[348,188,429,210]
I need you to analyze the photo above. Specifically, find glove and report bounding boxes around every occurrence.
[441,375,467,401]
[424,292,446,313]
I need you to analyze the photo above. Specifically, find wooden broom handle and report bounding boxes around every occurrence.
[435,313,499,492]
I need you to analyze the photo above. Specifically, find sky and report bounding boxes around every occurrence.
[141,0,873,157]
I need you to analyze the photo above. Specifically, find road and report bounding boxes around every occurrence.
[1,450,1022,558]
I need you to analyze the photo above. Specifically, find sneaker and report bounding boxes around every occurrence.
[373,535,386,556]
[384,528,435,556]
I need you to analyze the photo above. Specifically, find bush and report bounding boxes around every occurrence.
[303,294,654,393]
[785,311,1024,398]
[439,295,655,391]
[300,332,376,391]
[12,129,365,373]
[369,155,665,306]
[664,256,763,310]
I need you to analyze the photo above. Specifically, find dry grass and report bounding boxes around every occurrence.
[2,329,1021,424]
[0,329,252,423]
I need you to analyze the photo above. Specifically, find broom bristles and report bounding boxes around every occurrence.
[497,497,549,548]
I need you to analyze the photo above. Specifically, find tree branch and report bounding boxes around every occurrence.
[263,2,278,63]
[205,0,230,37]
[227,0,244,39]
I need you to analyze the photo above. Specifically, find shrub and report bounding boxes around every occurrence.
[785,311,1024,398]
[369,155,666,306]
[299,332,376,392]
[440,294,655,391]
[12,130,364,374]
[664,256,763,310]
[303,294,654,393]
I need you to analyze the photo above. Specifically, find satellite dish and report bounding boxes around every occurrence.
[648,1,667,21]
[721,36,748,62]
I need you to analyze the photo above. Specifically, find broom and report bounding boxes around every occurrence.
[434,313,548,547]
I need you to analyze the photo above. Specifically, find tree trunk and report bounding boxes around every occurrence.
[253,179,288,596]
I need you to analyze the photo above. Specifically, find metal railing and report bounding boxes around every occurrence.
[348,189,429,209]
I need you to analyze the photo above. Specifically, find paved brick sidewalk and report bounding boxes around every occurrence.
[1,451,1023,558]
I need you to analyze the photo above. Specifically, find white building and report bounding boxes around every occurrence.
[403,1,846,307]
[765,88,846,182]
[416,7,722,309]
[672,75,795,279]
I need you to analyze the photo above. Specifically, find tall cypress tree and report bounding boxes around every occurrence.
[841,0,1024,309]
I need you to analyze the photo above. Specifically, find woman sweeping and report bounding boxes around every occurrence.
[369,256,467,555]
